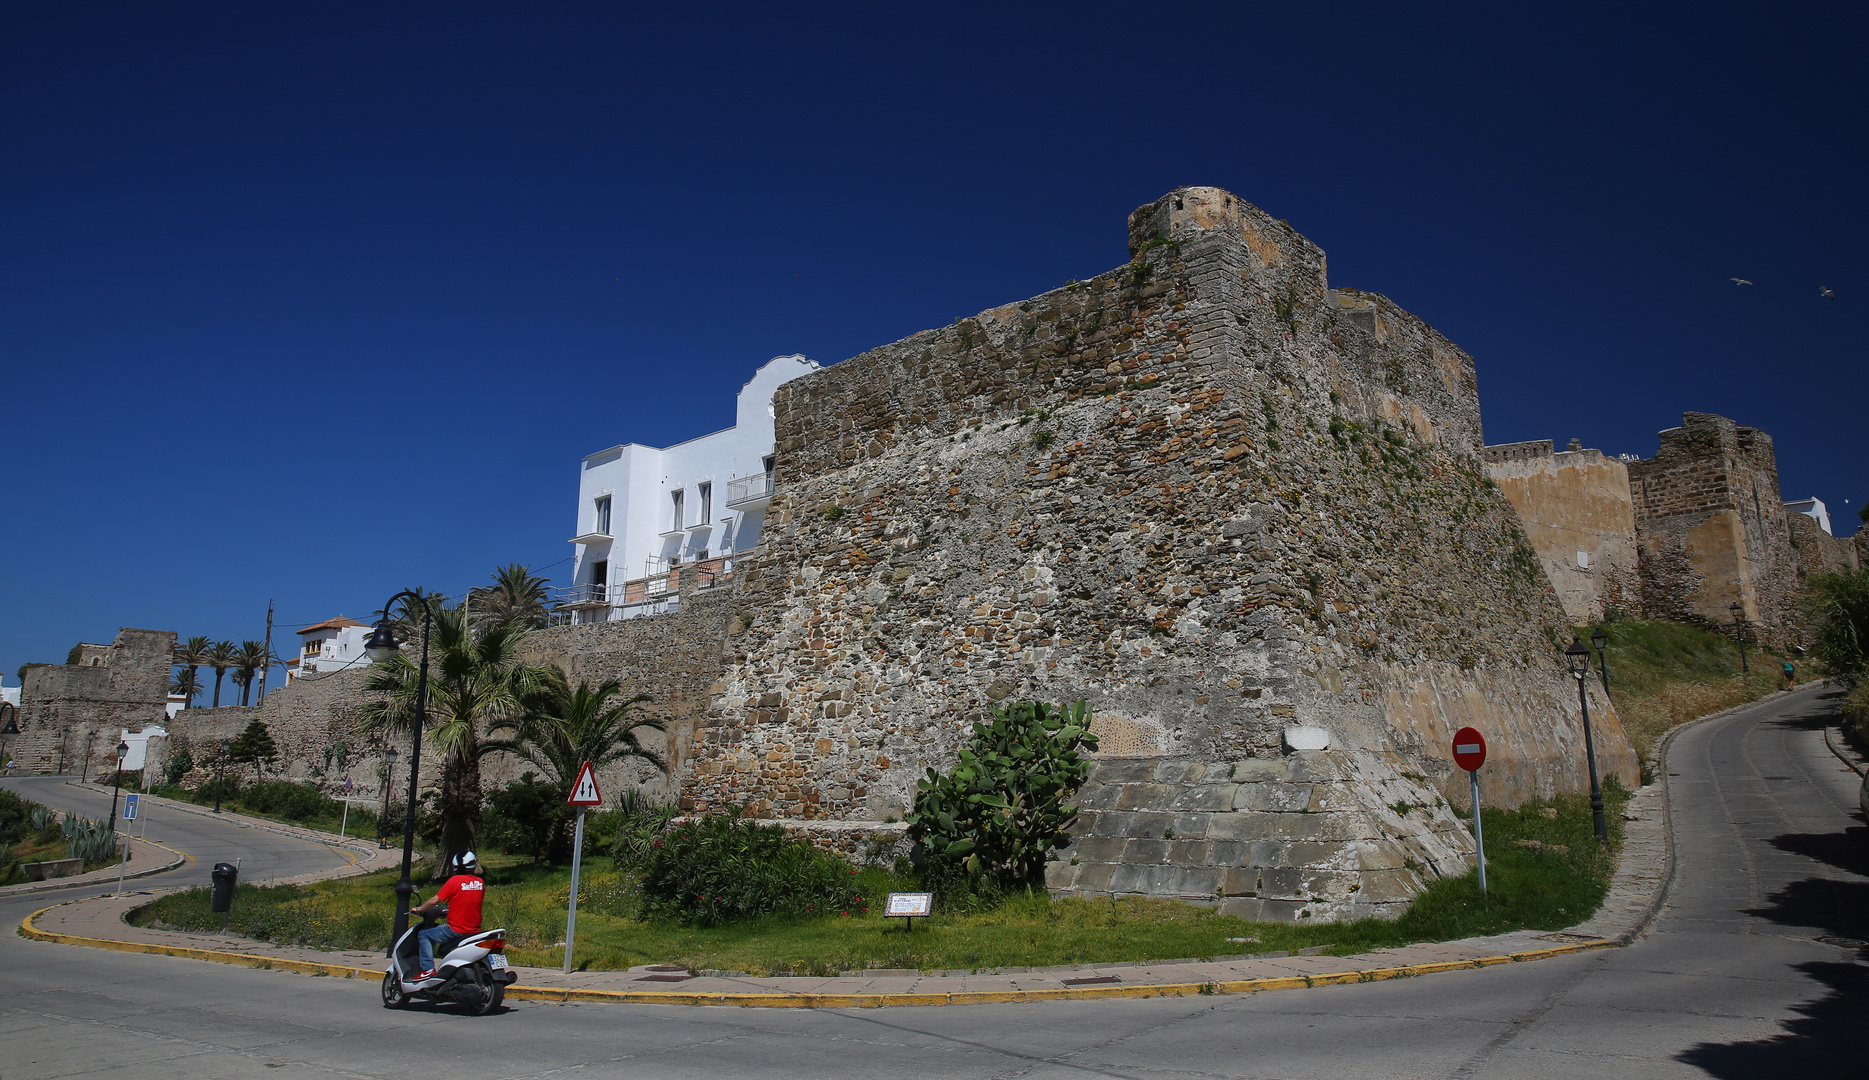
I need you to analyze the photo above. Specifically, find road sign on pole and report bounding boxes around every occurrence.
[1451,727,1487,893]
[563,760,601,974]
[123,793,138,821]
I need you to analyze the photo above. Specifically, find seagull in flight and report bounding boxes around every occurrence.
[1819,286,1836,299]
[1730,278,1754,285]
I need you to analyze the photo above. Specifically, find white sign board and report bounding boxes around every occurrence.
[884,892,932,917]
[123,793,138,820]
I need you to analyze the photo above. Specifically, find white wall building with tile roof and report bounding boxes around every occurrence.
[286,615,373,681]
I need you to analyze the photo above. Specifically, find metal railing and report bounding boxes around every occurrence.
[726,471,774,507]
[555,582,609,607]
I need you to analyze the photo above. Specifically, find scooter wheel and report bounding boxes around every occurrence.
[381,970,409,1009]
[467,966,502,1016]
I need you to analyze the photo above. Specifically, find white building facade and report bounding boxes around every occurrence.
[1784,496,1833,536]
[562,354,819,623]
[286,616,373,681]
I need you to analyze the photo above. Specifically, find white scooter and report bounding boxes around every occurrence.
[382,909,515,1014]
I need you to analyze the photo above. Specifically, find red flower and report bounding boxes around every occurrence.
[840,911,848,917]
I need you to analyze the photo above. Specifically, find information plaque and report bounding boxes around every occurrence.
[884,891,933,932]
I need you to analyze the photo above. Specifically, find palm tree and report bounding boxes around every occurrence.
[230,640,268,706]
[172,636,211,708]
[469,563,552,632]
[169,667,203,704]
[361,606,552,877]
[206,640,238,709]
[485,674,666,795]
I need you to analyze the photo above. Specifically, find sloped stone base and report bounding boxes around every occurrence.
[1047,751,1475,922]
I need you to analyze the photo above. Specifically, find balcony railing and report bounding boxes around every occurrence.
[726,471,775,508]
[555,554,745,624]
[555,582,610,608]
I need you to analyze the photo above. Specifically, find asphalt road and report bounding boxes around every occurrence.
[1,686,1864,1080]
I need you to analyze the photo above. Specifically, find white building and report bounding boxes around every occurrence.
[562,354,819,623]
[286,615,373,681]
[1784,496,1833,536]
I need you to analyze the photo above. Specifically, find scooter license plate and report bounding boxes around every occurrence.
[489,954,508,969]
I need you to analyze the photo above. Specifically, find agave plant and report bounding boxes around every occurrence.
[30,806,56,832]
[62,816,118,863]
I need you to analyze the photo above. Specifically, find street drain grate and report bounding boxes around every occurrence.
[1816,937,1868,950]
[1060,975,1122,986]
[637,973,694,982]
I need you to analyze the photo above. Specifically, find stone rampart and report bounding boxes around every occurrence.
[13,627,174,775]
[676,185,1636,920]
[1787,512,1861,580]
[1629,413,1801,646]
[1484,441,1640,623]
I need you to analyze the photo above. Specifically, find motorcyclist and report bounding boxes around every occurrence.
[409,850,485,980]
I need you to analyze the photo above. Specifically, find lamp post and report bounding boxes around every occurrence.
[1565,638,1609,845]
[1590,627,1612,702]
[1728,601,1749,674]
[365,591,434,954]
[379,744,399,849]
[213,740,230,813]
[108,739,129,832]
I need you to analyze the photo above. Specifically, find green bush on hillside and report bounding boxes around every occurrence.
[638,814,865,927]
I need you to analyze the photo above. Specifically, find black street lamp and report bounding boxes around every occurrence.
[214,740,230,813]
[1728,601,1749,674]
[379,743,399,849]
[366,590,434,953]
[1590,627,1612,702]
[108,738,129,832]
[1565,638,1610,845]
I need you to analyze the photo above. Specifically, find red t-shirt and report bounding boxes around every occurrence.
[436,874,485,935]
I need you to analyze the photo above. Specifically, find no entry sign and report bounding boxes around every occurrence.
[1452,727,1487,772]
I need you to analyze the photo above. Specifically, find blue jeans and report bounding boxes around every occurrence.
[417,926,462,972]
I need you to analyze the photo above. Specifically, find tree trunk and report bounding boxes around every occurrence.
[212,672,223,708]
[434,750,483,880]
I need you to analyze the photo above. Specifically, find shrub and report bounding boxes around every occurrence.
[0,790,33,845]
[164,748,194,785]
[610,796,678,871]
[638,814,864,927]
[907,700,1098,893]
[483,775,572,862]
[239,780,336,822]
[1807,569,1869,685]
[191,775,242,807]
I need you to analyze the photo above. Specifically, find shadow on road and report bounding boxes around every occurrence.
[1677,709,1869,1077]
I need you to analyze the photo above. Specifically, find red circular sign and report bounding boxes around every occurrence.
[1452,727,1487,772]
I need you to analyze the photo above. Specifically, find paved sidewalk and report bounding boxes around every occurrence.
[0,833,184,897]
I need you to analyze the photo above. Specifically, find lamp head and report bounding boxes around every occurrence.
[385,744,398,765]
[117,740,129,756]
[365,620,400,663]
[1565,637,1589,674]
[1591,628,1607,652]
[0,718,18,737]
[1729,601,1742,614]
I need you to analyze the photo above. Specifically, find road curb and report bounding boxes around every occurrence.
[0,838,188,898]
[13,901,1618,1007]
[1823,723,1865,777]
[61,782,382,856]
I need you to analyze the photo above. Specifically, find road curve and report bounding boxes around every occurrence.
[1,686,1864,1079]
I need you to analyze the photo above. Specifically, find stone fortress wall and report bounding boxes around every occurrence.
[10,628,174,776]
[1483,440,1641,624]
[679,186,1637,920]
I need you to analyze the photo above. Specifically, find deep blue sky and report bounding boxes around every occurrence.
[3,3,1863,694]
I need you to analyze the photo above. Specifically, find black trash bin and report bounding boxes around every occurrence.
[210,862,238,913]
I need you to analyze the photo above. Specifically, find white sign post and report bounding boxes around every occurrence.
[562,761,603,974]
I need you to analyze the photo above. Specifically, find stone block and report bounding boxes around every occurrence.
[1299,869,1362,901]
[1275,841,1343,869]
[1044,861,1077,890]
[1230,758,1287,783]
[1107,864,1151,894]
[1171,785,1236,812]
[1258,899,1308,922]
[1283,752,1344,784]
[1206,840,1250,866]
[1092,759,1159,783]
[1166,839,1212,865]
[1162,866,1223,897]
[1072,863,1115,893]
[1153,759,1203,784]
[1069,836,1127,863]
[1075,784,1125,810]
[1257,867,1304,899]
[1269,813,1327,841]
[1237,784,1314,812]
[1217,897,1266,921]
[1205,813,1275,841]
[1130,810,1177,836]
[1355,868,1425,904]
[1170,812,1213,839]
[1116,783,1177,811]
[1354,842,1409,871]
[1305,782,1366,813]
[1222,867,1259,896]
[1123,838,1171,863]
[1086,810,1135,837]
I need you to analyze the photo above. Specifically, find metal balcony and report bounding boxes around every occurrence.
[555,583,610,608]
[726,470,774,509]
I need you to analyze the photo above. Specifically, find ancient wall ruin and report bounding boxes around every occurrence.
[1484,440,1641,624]
[12,627,174,775]
[1629,413,1801,647]
[669,186,1635,921]
[1787,512,1862,581]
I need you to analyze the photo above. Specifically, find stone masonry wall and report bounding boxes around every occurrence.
[678,186,1636,921]
[13,627,175,775]
[1629,413,1802,647]
[1787,512,1861,581]
[1484,440,1641,624]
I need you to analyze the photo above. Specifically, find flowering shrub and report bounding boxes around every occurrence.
[638,814,863,927]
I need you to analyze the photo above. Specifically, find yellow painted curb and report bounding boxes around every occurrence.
[19,900,1618,1007]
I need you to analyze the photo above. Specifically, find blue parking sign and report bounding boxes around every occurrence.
[123,793,138,820]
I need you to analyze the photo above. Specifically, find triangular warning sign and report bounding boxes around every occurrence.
[567,760,603,806]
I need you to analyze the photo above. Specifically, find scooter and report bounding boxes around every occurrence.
[382,909,515,1015]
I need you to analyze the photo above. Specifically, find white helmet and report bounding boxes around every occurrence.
[451,850,481,875]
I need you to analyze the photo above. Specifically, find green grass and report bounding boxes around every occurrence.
[132,783,382,839]
[129,785,1627,973]
[1586,618,1792,763]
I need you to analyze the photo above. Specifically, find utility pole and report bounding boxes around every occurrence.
[256,600,275,703]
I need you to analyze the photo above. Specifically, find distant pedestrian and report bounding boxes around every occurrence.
[1782,660,1796,690]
